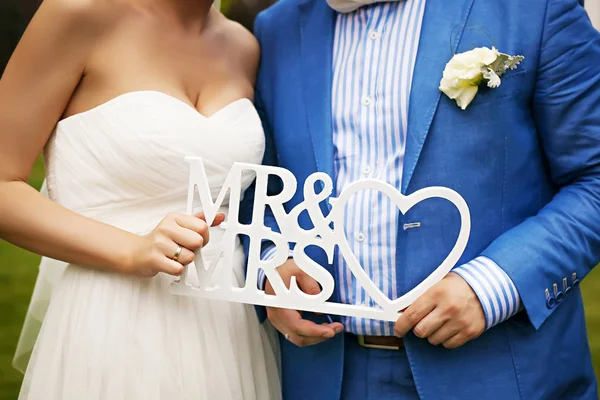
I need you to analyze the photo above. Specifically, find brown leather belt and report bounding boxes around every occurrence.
[356,335,404,350]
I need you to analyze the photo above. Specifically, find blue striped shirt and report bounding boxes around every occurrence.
[261,0,521,335]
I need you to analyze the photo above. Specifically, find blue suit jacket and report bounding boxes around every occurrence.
[248,0,600,398]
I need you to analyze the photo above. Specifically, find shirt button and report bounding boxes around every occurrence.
[362,166,372,175]
[369,30,381,40]
[363,96,373,106]
[357,232,366,242]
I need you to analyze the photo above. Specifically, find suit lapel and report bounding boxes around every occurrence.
[402,0,475,193]
[298,0,336,180]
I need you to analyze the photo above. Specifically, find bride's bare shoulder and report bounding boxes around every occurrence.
[35,0,131,35]
[222,19,260,55]
[216,15,260,80]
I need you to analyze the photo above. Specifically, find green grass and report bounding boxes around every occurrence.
[0,159,599,399]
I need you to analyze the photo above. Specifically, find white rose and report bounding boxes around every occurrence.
[439,46,500,110]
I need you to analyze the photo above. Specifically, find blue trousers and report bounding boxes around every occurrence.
[341,334,419,400]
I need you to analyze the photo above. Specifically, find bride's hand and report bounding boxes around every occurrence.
[128,212,225,277]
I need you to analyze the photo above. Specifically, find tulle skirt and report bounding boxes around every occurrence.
[17,244,281,399]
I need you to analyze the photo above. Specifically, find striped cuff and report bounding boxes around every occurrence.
[453,256,522,330]
[257,245,293,290]
[261,246,279,262]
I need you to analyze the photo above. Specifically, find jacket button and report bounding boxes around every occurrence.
[572,272,580,288]
[555,291,564,303]
[553,283,564,304]
[546,296,557,308]
[562,278,571,295]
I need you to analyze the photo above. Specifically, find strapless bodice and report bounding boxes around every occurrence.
[44,91,265,233]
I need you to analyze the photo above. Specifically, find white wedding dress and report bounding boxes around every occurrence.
[16,91,281,400]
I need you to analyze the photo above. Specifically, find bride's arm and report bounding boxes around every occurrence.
[0,0,210,277]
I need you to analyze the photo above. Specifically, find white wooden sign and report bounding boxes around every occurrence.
[171,157,471,322]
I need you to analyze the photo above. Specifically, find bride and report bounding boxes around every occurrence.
[0,0,280,398]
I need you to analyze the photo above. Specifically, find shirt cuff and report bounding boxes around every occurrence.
[257,245,293,290]
[453,256,523,330]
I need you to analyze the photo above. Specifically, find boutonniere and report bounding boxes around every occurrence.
[439,46,524,110]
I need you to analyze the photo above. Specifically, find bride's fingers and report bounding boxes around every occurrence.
[161,224,204,250]
[156,238,196,264]
[194,212,226,227]
[211,212,226,226]
[172,245,195,265]
[176,214,210,245]
[155,255,185,276]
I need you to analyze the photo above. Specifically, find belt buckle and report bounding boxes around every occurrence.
[357,335,401,351]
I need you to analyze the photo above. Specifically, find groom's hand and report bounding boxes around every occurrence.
[265,259,344,347]
[394,272,485,349]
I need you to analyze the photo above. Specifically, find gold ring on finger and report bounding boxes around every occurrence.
[172,245,183,262]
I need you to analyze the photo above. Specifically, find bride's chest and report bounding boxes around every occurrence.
[44,92,265,209]
[75,20,254,119]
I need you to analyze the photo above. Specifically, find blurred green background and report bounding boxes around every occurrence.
[1,1,600,399]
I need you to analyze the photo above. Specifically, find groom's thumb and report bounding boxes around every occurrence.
[296,272,321,296]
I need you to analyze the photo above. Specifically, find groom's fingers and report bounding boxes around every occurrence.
[291,322,344,347]
[286,333,328,347]
[267,308,323,338]
[291,318,328,337]
[412,307,448,339]
[273,326,321,348]
[442,332,470,349]
[267,306,344,347]
[427,321,462,346]
[394,295,436,337]
[295,320,344,339]
[265,259,343,347]
[288,309,340,338]
[394,273,486,347]
[295,272,322,295]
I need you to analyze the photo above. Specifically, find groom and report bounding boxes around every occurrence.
[248,0,600,398]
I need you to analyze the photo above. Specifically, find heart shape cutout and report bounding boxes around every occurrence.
[329,180,470,315]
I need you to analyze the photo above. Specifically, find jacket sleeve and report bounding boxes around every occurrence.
[481,0,600,329]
